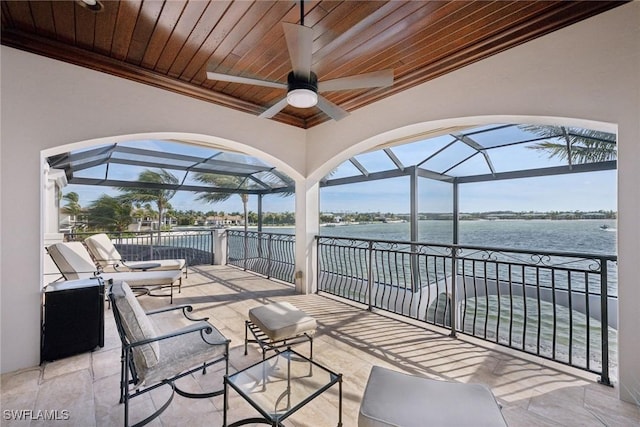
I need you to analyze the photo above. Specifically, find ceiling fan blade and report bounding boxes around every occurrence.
[282,22,313,80]
[316,95,349,121]
[259,97,290,119]
[206,68,287,90]
[318,70,394,92]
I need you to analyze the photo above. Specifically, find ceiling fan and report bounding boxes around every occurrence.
[206,1,394,121]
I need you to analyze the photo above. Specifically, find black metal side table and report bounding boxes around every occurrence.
[224,347,342,427]
[41,277,105,362]
[122,262,162,297]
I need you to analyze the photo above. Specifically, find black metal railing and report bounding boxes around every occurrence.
[316,236,617,384]
[64,230,216,266]
[227,230,296,284]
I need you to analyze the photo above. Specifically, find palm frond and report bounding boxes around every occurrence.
[520,125,616,163]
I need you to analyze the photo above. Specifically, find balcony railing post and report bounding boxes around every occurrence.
[148,230,156,261]
[210,230,215,265]
[367,241,374,311]
[267,233,273,279]
[410,244,419,293]
[598,258,612,386]
[243,231,248,271]
[315,237,320,294]
[450,246,457,338]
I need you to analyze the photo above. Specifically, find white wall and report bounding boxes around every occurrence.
[0,48,305,374]
[1,1,638,405]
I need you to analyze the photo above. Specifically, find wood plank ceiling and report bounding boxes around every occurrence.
[1,1,625,128]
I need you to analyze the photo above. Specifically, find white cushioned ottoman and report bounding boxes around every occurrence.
[359,366,507,427]
[245,301,317,358]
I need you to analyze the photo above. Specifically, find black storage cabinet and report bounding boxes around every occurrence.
[41,278,105,362]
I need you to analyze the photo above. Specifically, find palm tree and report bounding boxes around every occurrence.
[61,191,83,230]
[62,191,81,213]
[522,125,616,163]
[193,174,250,232]
[119,169,179,234]
[87,195,132,231]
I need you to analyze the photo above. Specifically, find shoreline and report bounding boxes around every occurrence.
[173,218,617,231]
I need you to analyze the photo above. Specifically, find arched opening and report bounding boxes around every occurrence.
[312,118,618,383]
[41,133,301,286]
[316,118,617,240]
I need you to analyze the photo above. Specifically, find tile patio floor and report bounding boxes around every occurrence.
[2,265,639,426]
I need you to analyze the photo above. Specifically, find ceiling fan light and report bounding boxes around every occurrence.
[287,89,318,108]
[77,0,104,12]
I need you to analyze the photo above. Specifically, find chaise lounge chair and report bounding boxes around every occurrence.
[47,242,183,303]
[84,233,187,277]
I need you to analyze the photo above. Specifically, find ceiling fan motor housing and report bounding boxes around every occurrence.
[287,71,318,93]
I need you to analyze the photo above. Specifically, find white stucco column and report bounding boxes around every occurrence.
[294,180,320,294]
[43,166,66,234]
[616,118,640,405]
[213,229,228,265]
[43,165,67,287]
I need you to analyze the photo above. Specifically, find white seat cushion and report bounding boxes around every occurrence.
[47,241,99,280]
[358,366,507,427]
[249,302,317,342]
[102,270,181,287]
[110,281,160,380]
[84,233,123,268]
[48,241,181,287]
[85,233,186,272]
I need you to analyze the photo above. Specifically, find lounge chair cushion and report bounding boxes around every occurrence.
[85,233,186,272]
[47,241,99,280]
[358,366,507,427]
[48,241,181,286]
[110,281,160,379]
[84,233,122,268]
[102,270,181,287]
[248,302,317,342]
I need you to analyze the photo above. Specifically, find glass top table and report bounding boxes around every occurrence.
[223,348,342,426]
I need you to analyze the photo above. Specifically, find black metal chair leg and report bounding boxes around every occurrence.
[244,321,249,356]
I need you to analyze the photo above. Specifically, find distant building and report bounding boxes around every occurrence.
[205,215,243,226]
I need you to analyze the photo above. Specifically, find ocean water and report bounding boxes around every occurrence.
[263,219,617,255]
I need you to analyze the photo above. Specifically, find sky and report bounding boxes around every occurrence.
[65,169,616,215]
[61,127,617,215]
